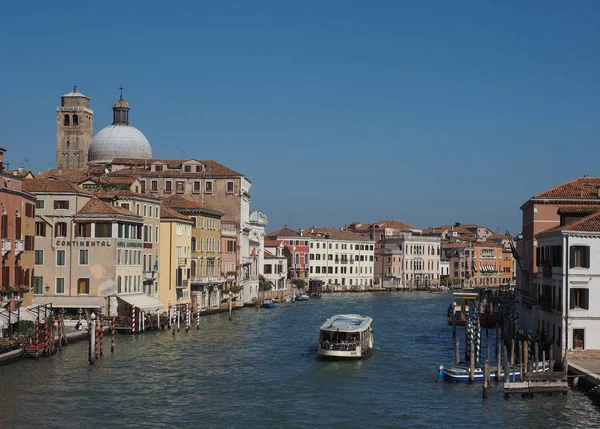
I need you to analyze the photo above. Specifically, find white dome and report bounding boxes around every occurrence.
[89,124,152,163]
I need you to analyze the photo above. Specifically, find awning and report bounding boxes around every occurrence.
[32,296,105,309]
[0,309,41,325]
[118,294,164,311]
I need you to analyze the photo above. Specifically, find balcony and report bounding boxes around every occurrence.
[340,259,348,264]
[242,256,253,265]
[191,276,226,285]
[143,271,156,281]
[14,239,24,255]
[2,238,11,256]
[177,257,188,267]
[176,280,189,289]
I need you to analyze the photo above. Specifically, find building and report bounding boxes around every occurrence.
[376,232,441,289]
[0,148,36,321]
[24,179,163,317]
[305,227,374,290]
[265,227,310,280]
[516,177,600,335]
[158,206,193,309]
[160,194,226,313]
[442,241,504,288]
[240,211,268,304]
[220,220,238,293]
[262,240,288,291]
[535,210,600,364]
[347,220,418,248]
[56,86,93,171]
[440,258,450,278]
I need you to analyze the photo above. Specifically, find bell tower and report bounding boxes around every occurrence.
[56,86,93,170]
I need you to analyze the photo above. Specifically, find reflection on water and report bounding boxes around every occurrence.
[1,292,599,428]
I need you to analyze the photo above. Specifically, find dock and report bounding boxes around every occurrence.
[504,372,569,396]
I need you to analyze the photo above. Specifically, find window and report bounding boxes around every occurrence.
[72,114,79,126]
[63,114,70,126]
[33,276,43,294]
[56,250,66,266]
[205,181,213,194]
[570,246,590,268]
[95,223,112,238]
[75,223,90,237]
[117,276,122,293]
[184,165,192,173]
[573,329,585,350]
[191,237,197,251]
[154,165,163,172]
[54,200,69,210]
[80,249,89,265]
[55,222,67,237]
[35,250,43,265]
[141,181,146,193]
[196,165,202,172]
[155,207,159,218]
[570,289,589,310]
[193,181,201,193]
[165,181,172,193]
[35,222,46,237]
[35,199,45,209]
[143,205,147,217]
[156,226,159,243]
[176,181,185,193]
[151,180,158,192]
[56,278,65,294]
[25,203,34,218]
[226,181,234,194]
[77,278,90,295]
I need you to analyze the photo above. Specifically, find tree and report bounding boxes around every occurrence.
[282,246,293,279]
[292,279,306,291]
[259,275,273,292]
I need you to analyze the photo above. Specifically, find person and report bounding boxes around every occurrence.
[75,321,83,331]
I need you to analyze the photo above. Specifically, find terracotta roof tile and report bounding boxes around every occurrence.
[533,177,600,200]
[264,239,282,247]
[77,198,141,218]
[108,159,243,178]
[22,178,92,195]
[556,205,600,215]
[264,250,277,259]
[160,205,193,222]
[350,219,417,231]
[266,227,301,238]
[540,211,600,234]
[160,194,208,210]
[304,227,371,242]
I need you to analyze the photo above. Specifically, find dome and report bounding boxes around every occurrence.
[89,124,152,163]
[113,97,130,109]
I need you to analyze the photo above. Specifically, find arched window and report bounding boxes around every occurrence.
[72,114,79,126]
[296,254,300,265]
[64,114,70,126]
[191,237,196,252]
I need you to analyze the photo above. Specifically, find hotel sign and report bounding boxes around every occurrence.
[117,241,143,248]
[56,240,111,247]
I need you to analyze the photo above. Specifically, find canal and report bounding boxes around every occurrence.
[1,292,599,428]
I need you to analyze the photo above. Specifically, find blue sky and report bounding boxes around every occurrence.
[1,1,599,235]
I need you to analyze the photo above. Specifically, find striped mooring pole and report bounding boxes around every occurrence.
[131,306,136,334]
[196,295,200,330]
[95,317,100,360]
[99,317,104,356]
[57,314,62,351]
[168,302,172,330]
[34,319,39,360]
[185,304,189,333]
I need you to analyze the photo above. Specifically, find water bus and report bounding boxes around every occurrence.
[317,314,374,359]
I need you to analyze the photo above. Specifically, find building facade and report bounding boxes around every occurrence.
[56,87,93,171]
[265,227,310,280]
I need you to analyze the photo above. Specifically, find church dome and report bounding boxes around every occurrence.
[89,125,152,163]
[88,90,152,163]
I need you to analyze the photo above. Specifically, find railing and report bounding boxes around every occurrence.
[242,256,253,265]
[191,276,226,284]
[14,240,24,254]
[2,239,11,255]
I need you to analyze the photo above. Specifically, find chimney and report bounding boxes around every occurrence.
[299,228,303,236]
[18,167,23,173]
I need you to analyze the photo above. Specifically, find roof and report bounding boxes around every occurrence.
[109,159,243,178]
[304,227,371,242]
[539,211,600,235]
[266,227,301,238]
[556,205,600,215]
[320,314,372,332]
[160,194,224,217]
[160,205,192,222]
[264,250,277,259]
[77,198,142,218]
[350,219,417,231]
[264,239,282,248]
[93,189,160,203]
[487,233,512,241]
[62,86,89,99]
[530,177,600,201]
[4,169,33,179]
[22,178,92,195]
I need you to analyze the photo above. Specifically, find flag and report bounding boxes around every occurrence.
[154,253,159,271]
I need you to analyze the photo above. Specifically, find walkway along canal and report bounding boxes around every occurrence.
[1,292,599,428]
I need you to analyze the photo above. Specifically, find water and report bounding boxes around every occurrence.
[1,293,599,428]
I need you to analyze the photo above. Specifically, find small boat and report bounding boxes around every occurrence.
[447,313,468,326]
[429,287,444,294]
[261,299,276,308]
[296,294,310,301]
[317,314,374,360]
[437,360,550,382]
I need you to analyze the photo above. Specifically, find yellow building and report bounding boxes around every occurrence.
[158,205,193,308]
[159,195,224,313]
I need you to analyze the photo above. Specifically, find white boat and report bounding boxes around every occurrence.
[317,314,374,359]
[296,294,310,301]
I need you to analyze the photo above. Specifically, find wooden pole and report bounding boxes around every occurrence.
[486,339,491,382]
[168,302,172,330]
[534,342,539,373]
[455,335,460,365]
[518,340,523,381]
[496,338,501,381]
[99,317,104,357]
[510,338,515,367]
[34,319,39,360]
[229,294,233,322]
[57,314,62,352]
[483,361,489,399]
[469,340,475,383]
[542,350,546,373]
[95,319,99,360]
[504,345,510,382]
[524,340,529,374]
[61,315,68,345]
[111,316,115,353]
[549,345,554,372]
[89,319,95,365]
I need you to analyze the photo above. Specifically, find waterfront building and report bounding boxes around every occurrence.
[515,177,600,335]
[220,220,238,294]
[0,148,36,317]
[23,179,163,316]
[95,190,161,299]
[535,210,600,364]
[347,220,418,248]
[160,194,226,313]
[442,241,504,288]
[265,227,310,279]
[262,242,288,291]
[440,258,450,280]
[305,227,374,291]
[240,211,267,304]
[158,206,193,308]
[376,232,441,289]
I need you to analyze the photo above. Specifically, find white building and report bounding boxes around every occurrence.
[240,210,267,304]
[262,240,288,291]
[440,259,450,277]
[535,211,600,364]
[306,227,374,290]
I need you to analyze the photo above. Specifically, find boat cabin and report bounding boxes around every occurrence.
[317,314,373,359]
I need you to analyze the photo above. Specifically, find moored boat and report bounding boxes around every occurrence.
[296,294,310,301]
[261,299,276,308]
[317,314,374,360]
[437,360,550,382]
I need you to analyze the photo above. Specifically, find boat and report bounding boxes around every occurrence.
[437,360,550,382]
[316,314,374,360]
[296,294,310,301]
[429,287,444,294]
[261,299,276,308]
